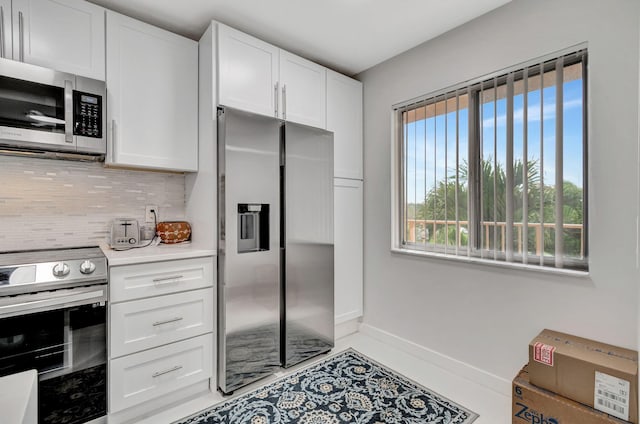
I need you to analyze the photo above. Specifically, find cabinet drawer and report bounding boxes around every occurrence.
[109,334,212,413]
[109,257,214,302]
[110,288,214,358]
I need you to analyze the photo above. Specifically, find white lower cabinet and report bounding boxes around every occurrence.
[334,178,363,324]
[109,334,212,413]
[108,256,215,418]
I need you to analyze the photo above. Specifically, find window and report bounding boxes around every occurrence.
[394,49,587,271]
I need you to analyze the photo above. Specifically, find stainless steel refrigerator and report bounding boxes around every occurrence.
[217,107,334,394]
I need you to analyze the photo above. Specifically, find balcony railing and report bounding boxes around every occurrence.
[405,219,584,258]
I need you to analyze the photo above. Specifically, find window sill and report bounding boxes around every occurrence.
[390,247,590,278]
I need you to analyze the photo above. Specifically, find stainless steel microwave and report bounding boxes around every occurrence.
[0,58,106,158]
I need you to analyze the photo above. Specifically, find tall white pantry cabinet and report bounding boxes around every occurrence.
[188,21,364,326]
[327,70,364,324]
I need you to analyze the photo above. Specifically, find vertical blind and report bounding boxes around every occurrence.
[397,49,587,271]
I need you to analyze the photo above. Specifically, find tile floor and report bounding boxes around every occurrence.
[136,331,511,424]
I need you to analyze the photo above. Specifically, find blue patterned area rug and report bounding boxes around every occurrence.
[177,349,478,424]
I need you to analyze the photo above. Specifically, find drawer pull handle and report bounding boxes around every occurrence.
[152,365,183,378]
[153,317,183,326]
[152,275,184,283]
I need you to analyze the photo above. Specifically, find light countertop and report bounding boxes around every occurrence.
[0,369,38,424]
[100,242,216,266]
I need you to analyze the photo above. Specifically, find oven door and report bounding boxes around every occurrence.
[0,285,107,424]
[0,58,76,152]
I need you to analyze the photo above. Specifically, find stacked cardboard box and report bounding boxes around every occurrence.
[513,329,638,424]
[513,366,628,424]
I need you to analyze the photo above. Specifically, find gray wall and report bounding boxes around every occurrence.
[358,0,640,381]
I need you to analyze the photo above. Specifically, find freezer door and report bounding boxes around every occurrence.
[283,122,335,368]
[218,107,281,393]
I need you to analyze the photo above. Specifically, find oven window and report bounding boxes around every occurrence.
[0,309,64,376]
[0,303,107,424]
[0,76,65,134]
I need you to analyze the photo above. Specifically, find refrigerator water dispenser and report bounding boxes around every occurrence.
[237,203,270,253]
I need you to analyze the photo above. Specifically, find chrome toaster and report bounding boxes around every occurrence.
[110,218,139,247]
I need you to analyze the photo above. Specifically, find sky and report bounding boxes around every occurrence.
[404,78,584,205]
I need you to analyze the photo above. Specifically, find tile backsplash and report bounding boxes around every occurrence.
[0,155,186,251]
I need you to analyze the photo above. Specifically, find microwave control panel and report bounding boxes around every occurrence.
[73,91,102,138]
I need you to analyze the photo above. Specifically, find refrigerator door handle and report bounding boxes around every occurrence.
[282,84,287,120]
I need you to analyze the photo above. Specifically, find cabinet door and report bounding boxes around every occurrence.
[11,0,105,79]
[0,0,11,60]
[218,23,279,118]
[279,50,326,128]
[327,70,363,179]
[327,70,362,179]
[334,178,363,324]
[106,11,198,172]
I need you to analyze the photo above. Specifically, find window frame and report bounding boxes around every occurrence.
[391,44,589,274]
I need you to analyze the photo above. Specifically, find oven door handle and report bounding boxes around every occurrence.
[0,287,106,318]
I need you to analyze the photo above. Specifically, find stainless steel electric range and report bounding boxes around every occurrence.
[0,246,108,424]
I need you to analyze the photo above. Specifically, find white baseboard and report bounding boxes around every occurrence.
[336,310,363,324]
[335,318,361,340]
[358,323,512,397]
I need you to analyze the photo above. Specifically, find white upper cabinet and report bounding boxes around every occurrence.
[279,50,326,128]
[218,24,279,119]
[106,11,198,172]
[11,0,105,79]
[327,70,363,180]
[216,23,326,128]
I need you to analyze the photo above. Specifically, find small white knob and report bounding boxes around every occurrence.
[79,260,96,275]
[52,262,70,277]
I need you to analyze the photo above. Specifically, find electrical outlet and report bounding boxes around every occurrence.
[145,205,158,223]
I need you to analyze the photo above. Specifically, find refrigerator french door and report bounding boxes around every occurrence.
[217,107,281,394]
[217,107,334,394]
[282,122,334,368]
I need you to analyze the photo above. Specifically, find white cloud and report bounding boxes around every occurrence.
[482,98,582,128]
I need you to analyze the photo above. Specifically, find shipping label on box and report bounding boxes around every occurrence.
[595,371,631,420]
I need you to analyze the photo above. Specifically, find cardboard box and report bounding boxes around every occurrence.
[528,329,638,423]
[513,365,628,424]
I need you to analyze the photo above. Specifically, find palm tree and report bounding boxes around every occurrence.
[410,158,583,257]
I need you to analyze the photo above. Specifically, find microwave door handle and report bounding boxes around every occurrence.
[64,80,73,143]
[110,119,117,162]
[18,11,24,61]
[0,6,5,59]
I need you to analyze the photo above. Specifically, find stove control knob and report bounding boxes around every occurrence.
[79,260,96,275]
[52,262,70,277]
